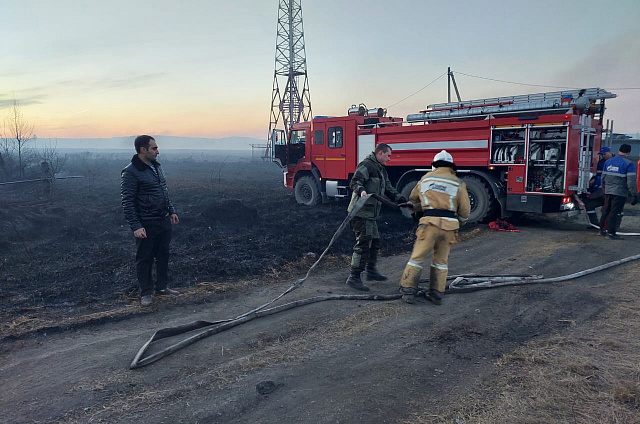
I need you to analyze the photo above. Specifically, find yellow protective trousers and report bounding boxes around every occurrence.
[400,223,456,292]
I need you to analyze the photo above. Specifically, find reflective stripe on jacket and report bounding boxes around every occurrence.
[410,167,471,231]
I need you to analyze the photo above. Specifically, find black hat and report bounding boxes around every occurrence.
[619,144,631,154]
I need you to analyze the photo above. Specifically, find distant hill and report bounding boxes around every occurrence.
[35,135,265,151]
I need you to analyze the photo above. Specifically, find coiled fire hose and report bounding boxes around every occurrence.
[130,195,640,369]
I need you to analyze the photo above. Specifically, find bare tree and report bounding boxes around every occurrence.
[0,119,11,155]
[4,98,34,178]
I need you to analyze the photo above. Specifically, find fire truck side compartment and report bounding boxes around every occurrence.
[506,194,544,213]
[277,88,616,223]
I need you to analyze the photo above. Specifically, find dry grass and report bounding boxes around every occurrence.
[1,304,142,339]
[262,252,351,281]
[407,262,640,424]
[457,227,482,243]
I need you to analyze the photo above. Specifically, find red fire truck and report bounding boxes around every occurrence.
[271,88,616,223]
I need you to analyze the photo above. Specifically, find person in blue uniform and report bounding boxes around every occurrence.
[580,146,612,227]
[599,144,637,239]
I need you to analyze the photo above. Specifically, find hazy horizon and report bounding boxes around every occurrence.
[3,0,639,139]
[31,134,266,151]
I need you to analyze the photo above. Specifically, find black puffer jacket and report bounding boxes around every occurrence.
[121,155,176,231]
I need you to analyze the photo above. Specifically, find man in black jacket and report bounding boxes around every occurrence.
[121,135,180,307]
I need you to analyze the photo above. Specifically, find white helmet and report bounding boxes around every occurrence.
[433,150,454,164]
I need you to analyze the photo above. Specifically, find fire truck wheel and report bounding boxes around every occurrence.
[294,175,321,206]
[400,180,418,203]
[460,176,493,223]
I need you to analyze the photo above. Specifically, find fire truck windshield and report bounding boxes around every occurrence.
[290,130,306,145]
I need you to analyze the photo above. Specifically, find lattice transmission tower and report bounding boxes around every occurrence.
[266,0,312,160]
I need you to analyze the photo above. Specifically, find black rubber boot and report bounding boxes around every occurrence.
[365,264,388,281]
[427,289,443,305]
[399,287,417,304]
[346,272,369,291]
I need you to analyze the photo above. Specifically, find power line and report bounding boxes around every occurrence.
[386,71,447,109]
[453,70,640,91]
[387,70,639,111]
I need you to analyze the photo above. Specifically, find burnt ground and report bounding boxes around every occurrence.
[1,151,640,423]
[0,152,414,333]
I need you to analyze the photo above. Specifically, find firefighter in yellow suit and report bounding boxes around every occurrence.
[399,150,471,304]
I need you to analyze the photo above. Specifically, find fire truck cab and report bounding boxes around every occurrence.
[272,88,616,223]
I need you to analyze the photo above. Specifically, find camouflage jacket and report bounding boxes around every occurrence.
[347,152,405,219]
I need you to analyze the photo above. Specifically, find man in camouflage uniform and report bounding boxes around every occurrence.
[345,143,407,291]
[399,150,470,304]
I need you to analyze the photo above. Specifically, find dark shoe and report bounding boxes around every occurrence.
[365,265,388,281]
[400,287,417,304]
[599,230,606,237]
[140,295,153,307]
[155,288,180,295]
[427,289,443,305]
[346,273,369,291]
[606,233,623,240]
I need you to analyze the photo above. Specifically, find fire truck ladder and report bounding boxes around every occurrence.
[575,114,596,194]
[407,88,616,123]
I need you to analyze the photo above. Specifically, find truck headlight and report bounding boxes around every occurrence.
[560,202,575,211]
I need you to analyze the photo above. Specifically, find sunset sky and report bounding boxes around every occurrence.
[2,0,639,141]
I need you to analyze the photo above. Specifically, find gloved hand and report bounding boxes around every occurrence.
[631,194,638,206]
[397,202,413,209]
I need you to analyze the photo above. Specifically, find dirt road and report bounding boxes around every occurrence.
[3,210,639,424]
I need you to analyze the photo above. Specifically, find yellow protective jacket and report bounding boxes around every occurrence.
[410,166,471,230]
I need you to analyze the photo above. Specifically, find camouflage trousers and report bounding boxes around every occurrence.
[349,217,381,273]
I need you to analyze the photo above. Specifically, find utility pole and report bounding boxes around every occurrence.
[447,67,462,103]
[267,0,312,160]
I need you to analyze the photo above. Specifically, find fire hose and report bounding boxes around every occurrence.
[573,194,640,236]
[130,195,640,369]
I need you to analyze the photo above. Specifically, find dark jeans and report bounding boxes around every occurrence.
[579,193,604,226]
[599,194,626,235]
[136,218,172,296]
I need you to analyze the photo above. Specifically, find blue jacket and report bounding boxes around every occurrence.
[592,158,606,190]
[602,155,637,197]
